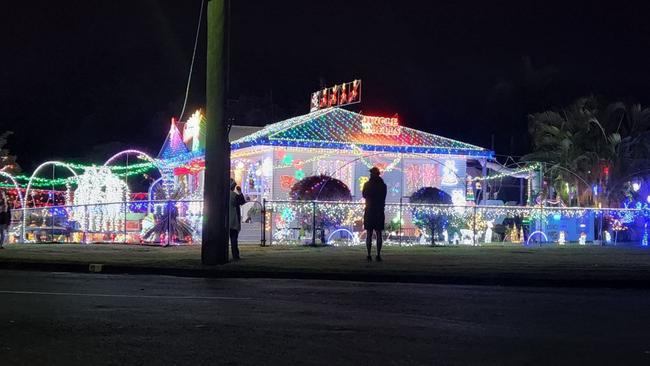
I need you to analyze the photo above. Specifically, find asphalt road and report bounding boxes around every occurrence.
[0,270,649,366]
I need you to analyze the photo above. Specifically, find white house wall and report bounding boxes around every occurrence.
[271,150,315,200]
[401,156,467,200]
[227,147,471,203]
[231,149,273,201]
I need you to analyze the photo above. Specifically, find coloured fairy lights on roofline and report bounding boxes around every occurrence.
[231,108,494,158]
[271,109,486,150]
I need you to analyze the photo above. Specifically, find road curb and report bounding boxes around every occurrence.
[1,260,650,289]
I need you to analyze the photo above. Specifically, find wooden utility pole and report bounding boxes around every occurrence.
[202,0,229,264]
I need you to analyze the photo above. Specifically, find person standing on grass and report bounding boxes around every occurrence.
[229,178,246,261]
[0,200,8,248]
[362,167,387,262]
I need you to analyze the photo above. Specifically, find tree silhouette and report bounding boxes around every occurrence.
[290,175,352,243]
[410,187,452,245]
[0,131,21,174]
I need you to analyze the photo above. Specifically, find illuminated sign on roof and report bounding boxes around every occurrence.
[361,115,401,136]
[310,79,362,112]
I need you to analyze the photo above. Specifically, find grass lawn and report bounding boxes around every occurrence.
[1,243,650,284]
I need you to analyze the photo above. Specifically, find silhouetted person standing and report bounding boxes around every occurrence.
[229,178,246,261]
[0,200,8,248]
[362,167,387,261]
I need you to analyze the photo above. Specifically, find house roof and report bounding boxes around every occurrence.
[229,125,263,142]
[231,107,493,157]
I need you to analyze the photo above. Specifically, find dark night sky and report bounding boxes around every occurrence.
[3,0,650,170]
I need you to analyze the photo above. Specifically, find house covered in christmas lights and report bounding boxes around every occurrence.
[158,107,494,205]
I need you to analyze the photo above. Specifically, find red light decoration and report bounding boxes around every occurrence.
[280,175,297,190]
[292,160,304,170]
[349,80,360,103]
[319,89,329,109]
[340,84,348,104]
[173,160,205,175]
[328,85,339,106]
[311,80,362,111]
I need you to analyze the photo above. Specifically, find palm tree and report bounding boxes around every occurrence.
[523,97,606,205]
[524,97,650,207]
[603,103,650,205]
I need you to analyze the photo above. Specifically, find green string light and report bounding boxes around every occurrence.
[1,162,157,188]
[470,163,541,182]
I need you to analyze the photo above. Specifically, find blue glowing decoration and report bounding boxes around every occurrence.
[48,207,69,217]
[158,119,190,159]
[129,201,150,213]
[160,150,205,166]
[553,214,562,221]
[280,207,295,223]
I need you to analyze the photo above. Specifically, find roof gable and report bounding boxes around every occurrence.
[231,107,492,157]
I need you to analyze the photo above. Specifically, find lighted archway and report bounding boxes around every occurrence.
[147,177,165,214]
[0,171,24,208]
[148,177,164,201]
[104,149,165,195]
[103,149,159,168]
[526,230,549,246]
[327,228,359,246]
[23,161,79,242]
[24,161,79,205]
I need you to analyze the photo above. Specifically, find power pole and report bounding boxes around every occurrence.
[202,0,229,264]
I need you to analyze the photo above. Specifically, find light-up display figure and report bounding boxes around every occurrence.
[441,160,459,186]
